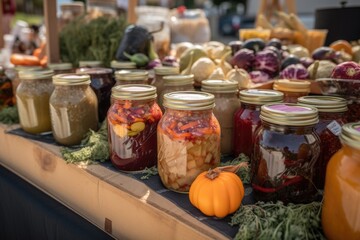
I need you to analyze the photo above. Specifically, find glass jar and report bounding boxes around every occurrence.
[110,60,136,72]
[48,63,74,75]
[252,103,320,203]
[78,68,115,122]
[347,97,360,122]
[87,0,117,18]
[158,91,221,192]
[114,70,148,86]
[50,74,99,146]
[273,79,311,103]
[108,84,162,172]
[298,96,348,189]
[58,2,85,30]
[16,69,54,134]
[322,122,360,240]
[78,61,102,69]
[0,66,14,109]
[152,66,179,103]
[158,74,194,112]
[201,80,240,155]
[233,89,283,158]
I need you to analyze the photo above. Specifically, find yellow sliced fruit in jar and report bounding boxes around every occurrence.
[113,124,128,138]
[127,130,139,136]
[130,122,145,132]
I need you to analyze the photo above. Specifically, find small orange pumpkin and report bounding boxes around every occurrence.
[189,164,246,218]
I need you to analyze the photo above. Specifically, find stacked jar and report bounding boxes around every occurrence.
[114,70,148,86]
[252,103,320,203]
[322,122,360,240]
[233,89,283,158]
[16,69,54,134]
[107,85,162,172]
[158,91,221,192]
[110,60,136,72]
[50,74,99,145]
[152,66,179,108]
[273,79,311,103]
[297,96,348,189]
[201,80,240,155]
[48,63,74,75]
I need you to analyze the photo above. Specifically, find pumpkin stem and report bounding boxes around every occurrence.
[206,162,248,180]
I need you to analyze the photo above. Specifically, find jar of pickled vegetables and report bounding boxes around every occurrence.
[158,74,194,112]
[297,96,348,189]
[107,84,162,172]
[78,68,115,122]
[158,91,221,192]
[252,103,320,203]
[16,69,54,134]
[233,89,283,158]
[273,79,311,103]
[110,60,136,72]
[114,70,148,86]
[201,80,240,155]
[50,74,99,145]
[152,66,179,104]
[48,63,74,75]
[322,122,360,240]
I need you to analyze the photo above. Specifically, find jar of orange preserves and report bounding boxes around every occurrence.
[322,122,360,240]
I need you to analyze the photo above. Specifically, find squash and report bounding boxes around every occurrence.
[189,163,246,218]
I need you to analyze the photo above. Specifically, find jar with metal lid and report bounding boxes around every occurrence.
[233,89,283,158]
[58,2,85,30]
[16,69,54,134]
[110,60,136,72]
[201,80,240,155]
[50,74,98,145]
[273,79,311,103]
[114,70,148,86]
[78,68,115,122]
[152,66,179,103]
[108,84,162,172]
[158,91,221,192]
[297,96,348,189]
[252,103,320,203]
[158,74,194,112]
[78,60,103,69]
[322,122,360,240]
[48,63,74,75]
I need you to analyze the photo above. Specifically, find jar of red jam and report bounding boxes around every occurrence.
[252,103,320,203]
[273,79,311,103]
[107,84,162,172]
[201,79,240,155]
[297,95,348,189]
[322,122,360,240]
[347,97,360,122]
[233,89,283,158]
[152,66,179,104]
[158,91,221,192]
[78,68,115,122]
[114,70,148,86]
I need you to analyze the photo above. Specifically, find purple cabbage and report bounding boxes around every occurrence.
[300,57,314,68]
[162,55,179,67]
[253,49,280,76]
[279,64,309,80]
[330,61,360,80]
[249,70,271,83]
[230,48,255,71]
[146,59,162,69]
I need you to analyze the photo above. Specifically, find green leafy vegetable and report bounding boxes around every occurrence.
[60,121,109,164]
[0,106,19,124]
[140,166,158,180]
[221,153,250,184]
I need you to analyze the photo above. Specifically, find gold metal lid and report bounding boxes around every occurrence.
[163,91,215,110]
[154,66,179,76]
[15,66,42,72]
[78,61,102,68]
[111,84,157,100]
[18,69,54,80]
[53,74,91,85]
[115,70,148,81]
[111,60,136,69]
[201,80,238,93]
[239,89,284,105]
[48,63,73,71]
[163,74,194,86]
[340,122,360,150]
[77,67,112,75]
[297,96,348,113]
[273,79,311,93]
[261,103,319,126]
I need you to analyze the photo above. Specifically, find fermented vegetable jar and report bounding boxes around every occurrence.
[78,68,115,122]
[158,74,194,112]
[152,66,179,104]
[158,91,221,192]
[48,63,74,75]
[16,69,54,134]
[50,74,99,146]
[201,80,240,155]
[110,60,136,72]
[252,103,320,203]
[273,79,310,103]
[114,70,148,86]
[233,89,283,157]
[297,95,348,189]
[107,84,162,172]
[322,122,360,240]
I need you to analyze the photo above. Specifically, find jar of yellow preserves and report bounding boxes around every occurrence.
[322,122,360,240]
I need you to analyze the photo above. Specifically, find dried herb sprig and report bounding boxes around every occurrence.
[140,166,158,180]
[221,153,250,184]
[0,106,19,124]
